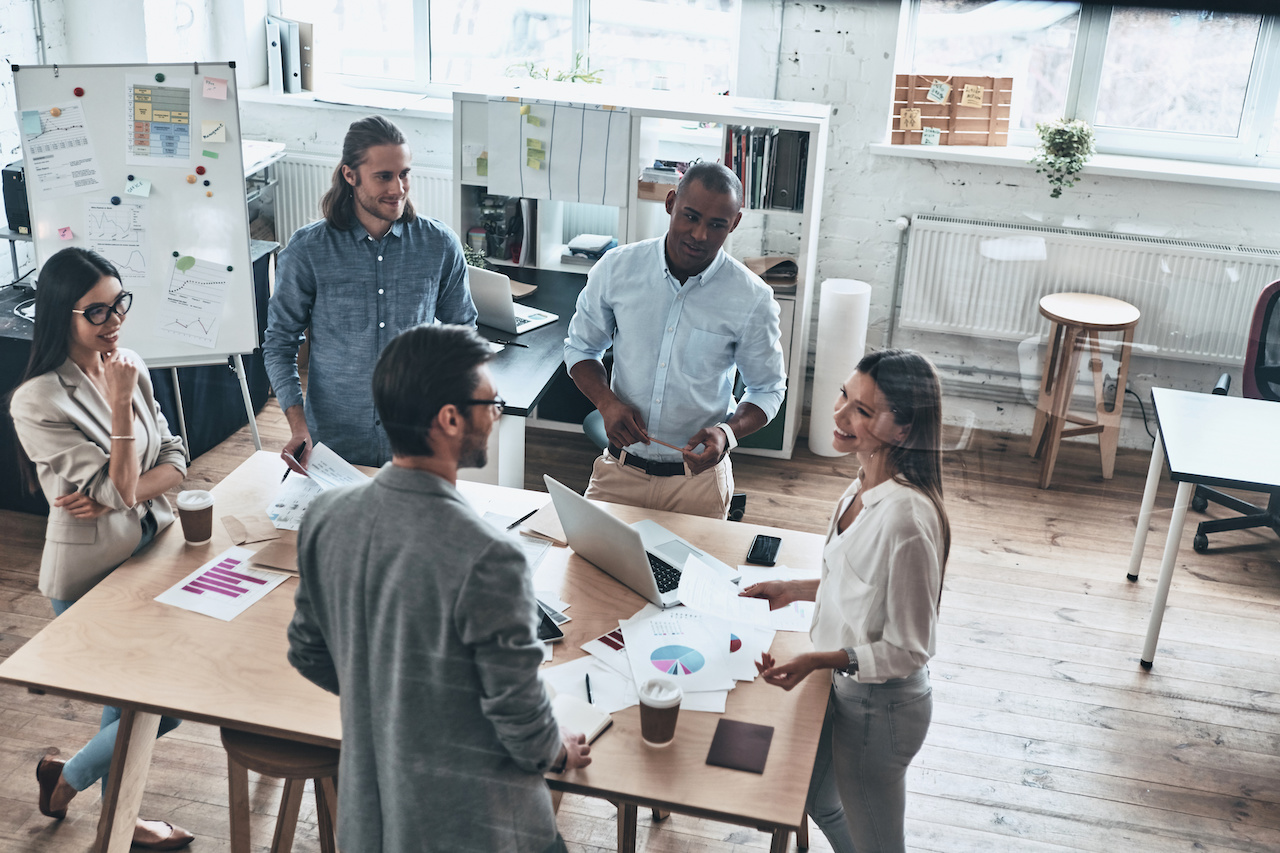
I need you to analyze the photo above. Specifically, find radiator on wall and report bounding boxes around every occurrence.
[275,154,453,247]
[898,214,1280,364]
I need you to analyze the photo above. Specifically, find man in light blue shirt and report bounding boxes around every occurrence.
[264,116,476,469]
[564,162,786,518]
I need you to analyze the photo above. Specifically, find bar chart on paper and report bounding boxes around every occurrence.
[155,546,289,621]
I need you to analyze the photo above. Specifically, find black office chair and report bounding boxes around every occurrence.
[1190,278,1280,552]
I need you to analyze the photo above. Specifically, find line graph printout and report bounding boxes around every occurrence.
[18,102,104,199]
[156,257,229,348]
[126,75,192,166]
[84,200,149,286]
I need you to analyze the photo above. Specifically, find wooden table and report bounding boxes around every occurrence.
[1126,388,1280,667]
[0,451,827,852]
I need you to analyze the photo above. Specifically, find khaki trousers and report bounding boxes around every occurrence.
[584,451,734,520]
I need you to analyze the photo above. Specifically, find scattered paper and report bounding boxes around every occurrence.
[58,227,73,240]
[127,75,192,166]
[249,539,298,573]
[155,547,289,621]
[622,608,734,694]
[203,76,228,100]
[221,514,279,545]
[20,102,105,199]
[541,655,638,714]
[536,592,571,613]
[85,200,148,287]
[736,565,820,632]
[124,177,152,197]
[304,443,366,490]
[201,120,226,143]
[521,503,566,546]
[677,557,772,628]
[266,443,370,529]
[155,256,230,348]
[582,626,631,678]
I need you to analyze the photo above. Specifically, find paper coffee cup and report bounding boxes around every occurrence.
[175,490,214,544]
[638,677,682,747]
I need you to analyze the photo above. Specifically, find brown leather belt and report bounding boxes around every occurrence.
[607,444,686,477]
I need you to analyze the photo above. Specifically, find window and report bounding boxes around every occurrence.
[899,2,1280,165]
[279,0,739,95]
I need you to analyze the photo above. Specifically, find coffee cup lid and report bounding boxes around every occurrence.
[639,677,682,708]
[176,490,214,511]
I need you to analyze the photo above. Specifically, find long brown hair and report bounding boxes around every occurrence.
[320,115,416,230]
[856,349,952,579]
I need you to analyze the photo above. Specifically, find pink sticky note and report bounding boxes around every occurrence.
[203,76,228,100]
[58,227,73,240]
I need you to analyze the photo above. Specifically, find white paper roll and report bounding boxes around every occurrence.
[808,279,872,457]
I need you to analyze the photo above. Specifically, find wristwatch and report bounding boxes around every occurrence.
[713,422,738,451]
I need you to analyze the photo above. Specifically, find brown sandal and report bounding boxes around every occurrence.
[35,755,67,819]
[132,820,195,850]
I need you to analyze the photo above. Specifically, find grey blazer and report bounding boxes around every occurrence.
[9,352,187,601]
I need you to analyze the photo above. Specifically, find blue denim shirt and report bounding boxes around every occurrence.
[564,237,786,462]
[264,216,477,466]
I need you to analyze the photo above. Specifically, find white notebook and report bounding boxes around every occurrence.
[549,692,613,743]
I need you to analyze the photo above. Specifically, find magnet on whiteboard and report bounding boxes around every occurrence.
[195,166,206,175]
[110,196,120,205]
[186,174,197,183]
[73,87,84,96]
[155,73,165,82]
[50,107,61,117]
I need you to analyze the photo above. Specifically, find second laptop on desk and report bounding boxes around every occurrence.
[544,476,739,608]
[470,265,559,334]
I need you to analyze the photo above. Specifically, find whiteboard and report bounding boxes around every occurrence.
[13,62,256,369]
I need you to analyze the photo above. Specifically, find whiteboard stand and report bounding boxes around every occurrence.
[168,368,191,463]
[166,356,262,463]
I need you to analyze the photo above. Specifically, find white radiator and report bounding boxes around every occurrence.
[275,154,453,247]
[899,214,1280,364]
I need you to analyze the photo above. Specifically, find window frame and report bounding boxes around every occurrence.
[902,1,1280,168]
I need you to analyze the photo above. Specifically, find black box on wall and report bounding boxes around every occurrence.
[3,161,30,234]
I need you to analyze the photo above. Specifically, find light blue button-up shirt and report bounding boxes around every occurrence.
[264,216,477,467]
[564,236,786,462]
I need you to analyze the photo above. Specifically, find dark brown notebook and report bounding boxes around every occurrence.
[705,719,774,774]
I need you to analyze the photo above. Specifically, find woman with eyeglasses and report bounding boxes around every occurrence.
[8,247,194,850]
[742,349,950,853]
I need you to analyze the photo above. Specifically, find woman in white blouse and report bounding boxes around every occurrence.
[743,349,949,853]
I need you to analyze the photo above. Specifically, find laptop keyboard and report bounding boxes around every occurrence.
[648,553,682,593]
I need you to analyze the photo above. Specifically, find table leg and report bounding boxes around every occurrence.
[8,240,18,284]
[94,708,161,853]
[1141,480,1193,669]
[651,808,670,821]
[796,813,810,849]
[1127,434,1165,582]
[616,801,638,853]
[769,828,792,853]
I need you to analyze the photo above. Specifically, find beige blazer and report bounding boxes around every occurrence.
[9,351,187,601]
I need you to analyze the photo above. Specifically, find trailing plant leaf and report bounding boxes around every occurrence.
[1031,118,1095,199]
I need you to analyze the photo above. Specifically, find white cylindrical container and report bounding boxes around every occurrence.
[808,279,872,457]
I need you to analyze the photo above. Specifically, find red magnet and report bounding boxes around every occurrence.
[195,166,206,175]
[73,87,84,97]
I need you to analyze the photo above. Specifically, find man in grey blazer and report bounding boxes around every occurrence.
[287,323,590,853]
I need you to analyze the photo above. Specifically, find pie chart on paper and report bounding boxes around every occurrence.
[651,644,706,676]
[729,634,742,653]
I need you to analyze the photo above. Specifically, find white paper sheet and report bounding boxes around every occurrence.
[737,565,820,632]
[19,102,105,199]
[155,547,289,621]
[85,200,149,287]
[582,626,631,678]
[541,655,638,714]
[155,257,230,348]
[125,75,192,166]
[622,609,735,694]
[678,556,772,628]
[304,443,367,490]
[266,442,369,530]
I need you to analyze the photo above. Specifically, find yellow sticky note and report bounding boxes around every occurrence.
[201,120,226,143]
[476,157,488,177]
[526,115,542,127]
[526,138,544,151]
[527,156,543,169]
[962,84,984,108]
[125,177,152,197]
[526,148,545,161]
[901,109,922,131]
[926,80,951,104]
[519,104,530,115]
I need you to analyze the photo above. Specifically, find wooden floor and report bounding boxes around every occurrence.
[2,402,1279,852]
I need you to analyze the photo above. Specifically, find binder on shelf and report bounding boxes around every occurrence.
[769,130,804,212]
[267,15,302,94]
[296,20,314,91]
[265,19,283,95]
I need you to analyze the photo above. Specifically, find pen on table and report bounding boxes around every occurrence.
[492,338,529,348]
[505,506,540,531]
[281,441,307,482]
[585,674,593,704]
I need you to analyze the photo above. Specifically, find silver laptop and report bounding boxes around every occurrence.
[544,476,740,608]
[469,266,559,335]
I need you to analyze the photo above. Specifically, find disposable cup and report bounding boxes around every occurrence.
[175,490,214,544]
[638,677,682,747]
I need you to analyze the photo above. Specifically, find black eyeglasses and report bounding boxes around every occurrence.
[458,396,505,415]
[72,291,133,326]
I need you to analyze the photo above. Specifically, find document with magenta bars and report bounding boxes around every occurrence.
[155,546,290,621]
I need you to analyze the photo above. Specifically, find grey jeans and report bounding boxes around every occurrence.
[806,667,932,853]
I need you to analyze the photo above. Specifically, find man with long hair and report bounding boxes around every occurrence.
[264,115,476,469]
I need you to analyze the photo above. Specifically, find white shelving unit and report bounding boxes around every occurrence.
[453,81,830,459]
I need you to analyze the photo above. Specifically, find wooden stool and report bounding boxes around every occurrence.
[1030,292,1140,488]
[220,727,340,853]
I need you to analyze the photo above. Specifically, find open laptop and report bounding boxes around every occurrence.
[544,475,740,608]
[469,265,559,335]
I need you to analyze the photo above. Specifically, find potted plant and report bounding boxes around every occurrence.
[1031,118,1095,199]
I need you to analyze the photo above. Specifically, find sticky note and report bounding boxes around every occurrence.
[526,156,543,169]
[962,84,984,108]
[901,108,922,131]
[125,177,152,197]
[476,157,488,177]
[519,104,530,115]
[926,80,951,104]
[175,256,195,272]
[201,120,226,142]
[526,147,545,161]
[921,127,942,146]
[526,138,544,151]
[58,227,73,240]
[203,76,228,100]
[21,110,41,135]
[202,149,219,159]
[526,115,542,127]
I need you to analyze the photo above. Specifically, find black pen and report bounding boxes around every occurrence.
[506,506,540,530]
[493,339,529,348]
[281,441,308,482]
[585,674,593,704]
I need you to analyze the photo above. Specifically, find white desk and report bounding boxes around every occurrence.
[1125,388,1280,667]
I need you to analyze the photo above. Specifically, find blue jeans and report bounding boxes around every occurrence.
[806,667,933,853]
[48,510,181,794]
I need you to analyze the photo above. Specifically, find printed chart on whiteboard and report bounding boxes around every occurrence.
[84,200,149,286]
[156,256,229,348]
[126,75,192,165]
[18,102,104,199]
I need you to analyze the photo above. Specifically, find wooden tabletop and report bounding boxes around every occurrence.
[1039,292,1140,329]
[0,450,828,832]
